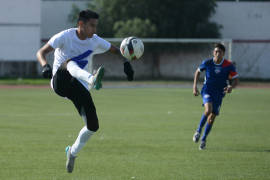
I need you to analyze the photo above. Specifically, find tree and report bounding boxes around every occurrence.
[69,0,221,38]
[68,0,221,79]
[113,18,157,38]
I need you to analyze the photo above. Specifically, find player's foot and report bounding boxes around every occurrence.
[199,141,206,150]
[89,66,104,90]
[193,131,200,143]
[65,146,76,173]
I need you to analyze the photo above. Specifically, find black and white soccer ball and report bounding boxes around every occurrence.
[120,37,144,61]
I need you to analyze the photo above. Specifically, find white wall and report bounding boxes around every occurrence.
[211,2,270,79]
[0,0,41,61]
[212,2,270,39]
[232,42,270,79]
[41,0,87,39]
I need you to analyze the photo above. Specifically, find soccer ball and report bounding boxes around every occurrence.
[120,37,144,60]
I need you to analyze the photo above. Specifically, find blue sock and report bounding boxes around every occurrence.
[196,114,207,133]
[201,122,213,141]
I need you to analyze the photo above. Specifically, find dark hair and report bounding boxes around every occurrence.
[214,43,226,53]
[78,10,99,23]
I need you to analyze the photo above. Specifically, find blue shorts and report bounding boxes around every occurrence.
[201,87,224,115]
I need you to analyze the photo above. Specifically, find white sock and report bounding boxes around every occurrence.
[71,126,94,156]
[67,61,93,84]
[70,107,94,156]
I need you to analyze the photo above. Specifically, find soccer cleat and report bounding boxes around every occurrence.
[199,141,206,150]
[89,66,104,90]
[193,131,200,143]
[65,146,76,173]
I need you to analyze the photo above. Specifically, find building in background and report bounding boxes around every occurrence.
[211,1,270,79]
[41,0,87,40]
[0,0,41,77]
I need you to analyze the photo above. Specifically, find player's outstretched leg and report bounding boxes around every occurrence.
[89,66,104,90]
[65,146,76,173]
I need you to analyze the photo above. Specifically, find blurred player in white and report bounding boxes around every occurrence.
[36,9,134,173]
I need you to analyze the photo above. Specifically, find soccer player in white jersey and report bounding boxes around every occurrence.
[36,9,134,173]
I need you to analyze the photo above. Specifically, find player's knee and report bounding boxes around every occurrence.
[207,114,216,124]
[208,119,214,124]
[204,103,213,116]
[67,61,80,77]
[204,109,212,116]
[86,121,99,132]
[83,107,99,132]
[90,125,99,132]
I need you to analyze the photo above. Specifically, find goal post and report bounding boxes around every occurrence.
[105,38,233,60]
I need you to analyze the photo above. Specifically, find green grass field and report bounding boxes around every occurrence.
[0,85,270,180]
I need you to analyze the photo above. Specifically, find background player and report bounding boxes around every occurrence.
[192,43,239,150]
[36,9,134,172]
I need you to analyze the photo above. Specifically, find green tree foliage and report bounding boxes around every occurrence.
[69,0,221,38]
[68,4,81,26]
[113,18,157,38]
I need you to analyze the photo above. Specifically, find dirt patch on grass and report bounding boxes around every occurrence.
[0,85,50,89]
[238,82,270,89]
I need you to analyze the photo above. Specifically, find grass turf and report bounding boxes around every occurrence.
[0,86,269,179]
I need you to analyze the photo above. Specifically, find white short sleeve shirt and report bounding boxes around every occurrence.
[48,28,111,76]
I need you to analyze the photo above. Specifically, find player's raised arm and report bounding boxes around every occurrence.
[36,43,54,78]
[109,44,134,81]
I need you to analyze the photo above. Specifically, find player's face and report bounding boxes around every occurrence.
[213,47,224,61]
[82,18,98,38]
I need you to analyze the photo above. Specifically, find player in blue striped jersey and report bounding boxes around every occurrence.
[192,43,239,150]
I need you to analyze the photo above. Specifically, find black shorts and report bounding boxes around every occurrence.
[52,62,99,132]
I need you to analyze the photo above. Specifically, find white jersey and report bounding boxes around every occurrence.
[48,28,111,88]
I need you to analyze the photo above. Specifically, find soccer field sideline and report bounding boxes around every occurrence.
[0,80,269,89]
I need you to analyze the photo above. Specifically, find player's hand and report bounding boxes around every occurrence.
[193,86,199,96]
[124,61,134,81]
[224,85,233,93]
[42,64,52,79]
